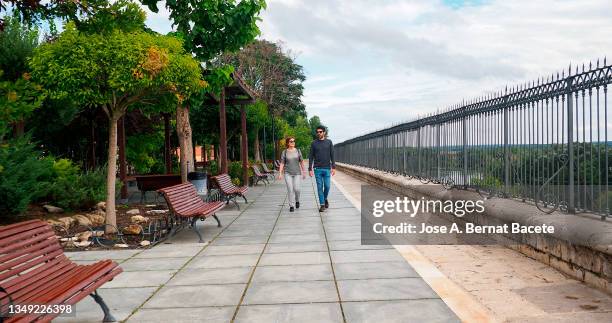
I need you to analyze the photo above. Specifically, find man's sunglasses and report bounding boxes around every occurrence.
[316,130,324,133]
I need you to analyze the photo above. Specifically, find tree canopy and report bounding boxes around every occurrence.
[141,0,266,62]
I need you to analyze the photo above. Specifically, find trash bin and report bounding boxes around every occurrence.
[187,172,207,196]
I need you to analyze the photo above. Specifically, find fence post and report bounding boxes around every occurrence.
[566,77,576,213]
[437,122,441,178]
[503,96,510,194]
[463,116,468,187]
[417,126,421,175]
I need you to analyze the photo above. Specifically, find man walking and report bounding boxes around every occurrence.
[309,126,336,212]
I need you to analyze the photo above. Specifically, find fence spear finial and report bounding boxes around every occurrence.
[604,56,607,65]
[597,58,600,68]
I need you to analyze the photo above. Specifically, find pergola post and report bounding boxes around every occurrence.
[117,116,128,199]
[219,88,228,174]
[163,113,172,174]
[240,106,249,186]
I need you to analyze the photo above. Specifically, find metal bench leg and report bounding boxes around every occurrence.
[190,217,204,243]
[240,194,248,203]
[91,291,116,322]
[212,214,222,227]
[231,196,240,210]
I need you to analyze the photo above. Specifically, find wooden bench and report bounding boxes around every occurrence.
[135,174,182,203]
[211,174,249,209]
[158,183,225,243]
[251,166,270,186]
[260,163,277,178]
[0,220,122,322]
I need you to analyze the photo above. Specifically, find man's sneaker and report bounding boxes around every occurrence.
[296,201,300,209]
[319,205,326,212]
[290,206,295,212]
[324,199,329,209]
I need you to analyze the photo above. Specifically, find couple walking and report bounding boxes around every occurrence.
[277,126,336,213]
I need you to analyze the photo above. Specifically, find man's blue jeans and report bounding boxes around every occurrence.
[314,168,331,206]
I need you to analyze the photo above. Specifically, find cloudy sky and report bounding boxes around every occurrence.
[145,0,612,142]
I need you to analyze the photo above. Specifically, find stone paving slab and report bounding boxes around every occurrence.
[234,303,343,323]
[168,267,254,285]
[242,281,339,305]
[144,284,247,308]
[120,257,191,271]
[337,278,439,301]
[343,299,459,323]
[128,307,236,322]
[259,251,330,266]
[103,270,175,288]
[252,264,334,282]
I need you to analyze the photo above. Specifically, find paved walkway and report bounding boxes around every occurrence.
[60,176,458,323]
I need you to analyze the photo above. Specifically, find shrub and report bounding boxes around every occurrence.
[0,137,54,217]
[206,159,219,176]
[229,161,243,184]
[44,165,108,211]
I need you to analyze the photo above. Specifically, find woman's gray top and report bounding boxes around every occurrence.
[281,148,303,175]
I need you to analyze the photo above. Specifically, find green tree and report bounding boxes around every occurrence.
[30,23,204,229]
[140,0,266,178]
[0,17,44,139]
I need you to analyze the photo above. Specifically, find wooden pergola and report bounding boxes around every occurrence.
[116,72,257,200]
[207,72,257,185]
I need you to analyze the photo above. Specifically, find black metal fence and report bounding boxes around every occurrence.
[336,60,611,220]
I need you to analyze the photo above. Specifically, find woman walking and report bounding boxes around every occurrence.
[278,136,306,212]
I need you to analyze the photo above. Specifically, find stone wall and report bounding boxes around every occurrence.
[337,162,612,295]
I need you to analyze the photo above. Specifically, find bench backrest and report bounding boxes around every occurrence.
[212,173,238,193]
[261,163,272,173]
[158,183,207,216]
[252,165,265,177]
[0,220,66,291]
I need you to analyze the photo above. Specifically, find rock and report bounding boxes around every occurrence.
[96,201,106,211]
[43,205,64,213]
[114,243,129,248]
[140,240,151,247]
[76,231,92,242]
[57,217,76,228]
[145,204,157,208]
[92,230,104,237]
[146,210,168,215]
[73,214,92,227]
[60,237,79,242]
[86,213,105,226]
[46,219,63,227]
[123,224,142,235]
[126,209,140,215]
[130,215,149,224]
[74,240,91,247]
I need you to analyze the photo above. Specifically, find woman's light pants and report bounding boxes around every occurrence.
[284,174,301,207]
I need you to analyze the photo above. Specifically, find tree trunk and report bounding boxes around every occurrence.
[176,104,194,183]
[254,129,261,162]
[163,113,172,174]
[105,115,119,232]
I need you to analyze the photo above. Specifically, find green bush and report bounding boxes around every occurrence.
[0,137,111,217]
[0,137,54,216]
[229,161,244,185]
[206,159,219,176]
[43,165,108,211]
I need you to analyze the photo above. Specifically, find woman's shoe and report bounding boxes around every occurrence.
[290,206,295,212]
[296,201,300,209]
[324,199,329,209]
[319,205,326,212]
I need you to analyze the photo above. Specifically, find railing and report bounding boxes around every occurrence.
[336,59,612,220]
